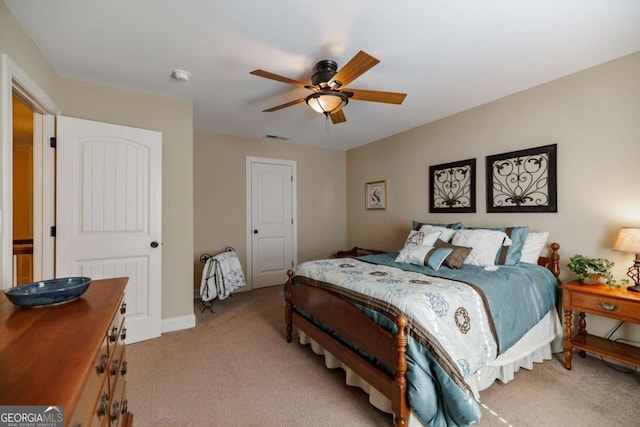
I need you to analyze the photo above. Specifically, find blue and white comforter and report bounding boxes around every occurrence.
[296,258,498,379]
[292,254,558,426]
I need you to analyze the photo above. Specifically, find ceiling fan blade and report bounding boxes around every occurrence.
[250,69,309,89]
[329,51,380,87]
[330,110,346,124]
[346,88,407,104]
[262,97,306,112]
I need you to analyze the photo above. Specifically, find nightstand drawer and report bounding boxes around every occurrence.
[572,292,640,322]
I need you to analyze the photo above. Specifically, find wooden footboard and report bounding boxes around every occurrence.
[285,271,409,426]
[284,243,560,426]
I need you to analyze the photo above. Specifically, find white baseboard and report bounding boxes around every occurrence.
[161,313,196,333]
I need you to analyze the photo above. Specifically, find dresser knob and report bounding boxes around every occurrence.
[121,399,128,414]
[120,302,127,315]
[598,301,618,311]
[121,360,128,376]
[97,353,108,374]
[120,327,127,341]
[109,326,118,343]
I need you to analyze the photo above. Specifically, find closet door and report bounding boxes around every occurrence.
[248,158,296,289]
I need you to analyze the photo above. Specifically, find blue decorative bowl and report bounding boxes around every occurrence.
[4,277,92,308]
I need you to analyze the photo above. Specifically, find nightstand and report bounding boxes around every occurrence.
[560,280,640,370]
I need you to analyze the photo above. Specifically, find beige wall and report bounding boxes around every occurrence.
[0,2,60,103]
[2,2,195,323]
[193,131,346,289]
[60,79,194,321]
[347,52,640,338]
[0,2,61,282]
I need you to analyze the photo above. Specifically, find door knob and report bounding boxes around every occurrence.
[253,230,258,234]
[150,241,159,248]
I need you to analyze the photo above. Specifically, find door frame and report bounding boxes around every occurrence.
[245,156,297,290]
[1,54,59,288]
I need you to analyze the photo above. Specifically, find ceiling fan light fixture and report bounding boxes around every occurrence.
[305,91,349,115]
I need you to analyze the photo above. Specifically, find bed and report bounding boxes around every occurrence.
[284,224,561,427]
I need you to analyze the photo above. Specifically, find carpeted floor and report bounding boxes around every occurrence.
[126,286,639,426]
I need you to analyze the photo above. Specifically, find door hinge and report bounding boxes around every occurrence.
[291,175,293,182]
[291,261,294,268]
[50,226,56,237]
[291,218,293,225]
[49,137,57,148]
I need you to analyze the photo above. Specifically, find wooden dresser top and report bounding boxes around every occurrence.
[0,277,128,411]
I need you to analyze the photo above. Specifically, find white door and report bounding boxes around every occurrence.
[248,159,296,289]
[56,116,162,343]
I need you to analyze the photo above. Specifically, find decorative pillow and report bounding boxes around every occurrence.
[433,239,473,269]
[419,224,457,243]
[412,220,464,231]
[451,229,511,267]
[395,245,453,270]
[520,232,550,264]
[469,226,529,265]
[402,230,442,248]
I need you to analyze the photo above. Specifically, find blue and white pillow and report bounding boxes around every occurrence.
[395,245,453,270]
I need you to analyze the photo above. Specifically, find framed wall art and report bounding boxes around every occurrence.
[366,180,387,210]
[429,158,476,213]
[486,143,557,213]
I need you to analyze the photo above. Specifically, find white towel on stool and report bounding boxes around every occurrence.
[200,250,246,302]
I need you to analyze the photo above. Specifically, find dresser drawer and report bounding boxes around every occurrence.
[71,335,110,427]
[572,291,640,322]
[107,296,126,355]
[93,381,111,427]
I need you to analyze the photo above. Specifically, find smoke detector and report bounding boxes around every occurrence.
[171,69,191,82]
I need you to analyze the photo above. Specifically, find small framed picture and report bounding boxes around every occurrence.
[366,180,387,210]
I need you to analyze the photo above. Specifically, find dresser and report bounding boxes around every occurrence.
[0,277,133,427]
[560,280,640,370]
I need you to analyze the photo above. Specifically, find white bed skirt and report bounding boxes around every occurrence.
[297,308,563,425]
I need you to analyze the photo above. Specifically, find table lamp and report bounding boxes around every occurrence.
[613,227,640,292]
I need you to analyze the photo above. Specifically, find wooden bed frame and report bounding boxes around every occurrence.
[285,243,560,427]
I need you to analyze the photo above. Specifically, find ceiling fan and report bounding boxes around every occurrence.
[250,51,407,124]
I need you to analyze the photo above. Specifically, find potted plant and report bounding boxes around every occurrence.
[568,254,617,285]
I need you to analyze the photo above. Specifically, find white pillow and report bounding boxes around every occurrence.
[402,230,441,249]
[519,232,550,264]
[419,224,457,242]
[451,229,511,267]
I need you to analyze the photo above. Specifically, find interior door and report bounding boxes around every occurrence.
[249,160,295,288]
[56,116,162,343]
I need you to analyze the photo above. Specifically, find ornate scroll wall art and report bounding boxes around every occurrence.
[486,144,557,213]
[429,159,476,213]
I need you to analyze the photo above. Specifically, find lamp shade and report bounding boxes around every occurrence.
[613,227,640,253]
[305,91,348,115]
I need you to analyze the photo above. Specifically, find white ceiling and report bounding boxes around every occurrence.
[5,1,640,150]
